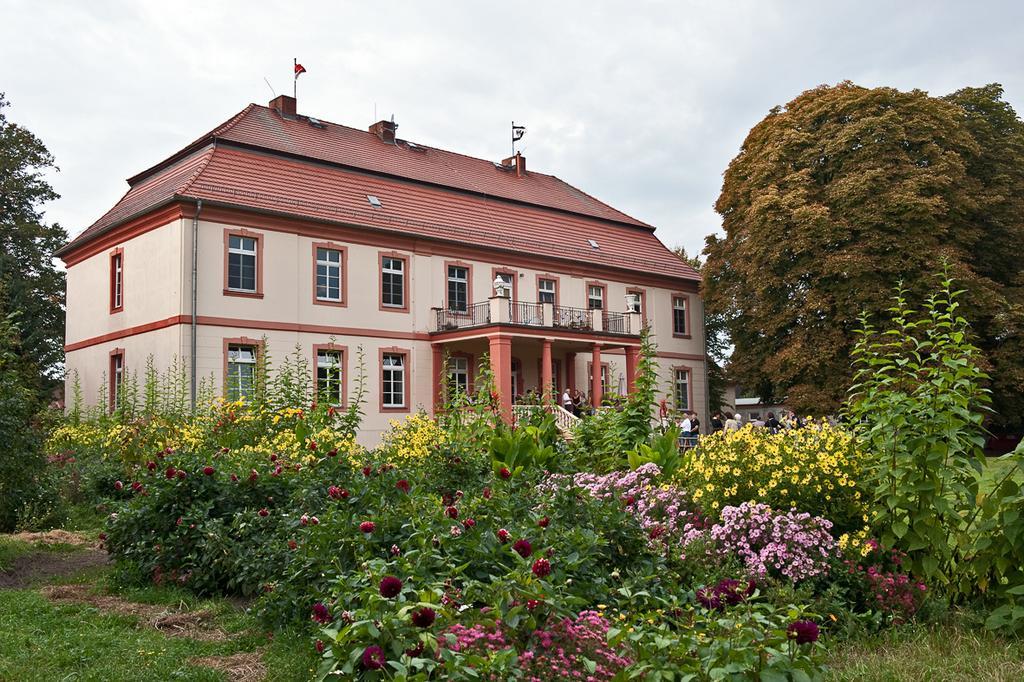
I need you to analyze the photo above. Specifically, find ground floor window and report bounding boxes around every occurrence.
[316,349,343,404]
[448,356,469,395]
[109,351,124,412]
[227,344,257,401]
[382,353,406,408]
[674,368,690,410]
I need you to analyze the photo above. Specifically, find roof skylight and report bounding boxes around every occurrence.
[367,195,382,208]
[587,238,600,249]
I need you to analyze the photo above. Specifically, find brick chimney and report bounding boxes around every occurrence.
[269,95,297,117]
[369,119,398,145]
[501,152,526,177]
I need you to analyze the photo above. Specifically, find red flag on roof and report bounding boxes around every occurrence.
[294,63,306,78]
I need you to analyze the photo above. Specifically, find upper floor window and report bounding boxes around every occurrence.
[110,250,124,313]
[109,350,124,412]
[381,256,406,309]
[316,349,343,404]
[226,343,258,401]
[538,278,556,304]
[228,235,258,292]
[673,296,688,336]
[674,368,690,410]
[316,247,343,302]
[587,285,604,310]
[382,352,406,408]
[447,265,468,312]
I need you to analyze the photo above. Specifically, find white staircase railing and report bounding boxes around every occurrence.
[511,403,580,439]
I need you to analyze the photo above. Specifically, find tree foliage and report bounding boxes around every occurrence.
[704,82,1024,422]
[0,92,68,388]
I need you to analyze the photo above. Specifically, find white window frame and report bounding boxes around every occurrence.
[316,350,343,404]
[447,265,469,313]
[538,278,556,304]
[227,235,258,292]
[448,356,469,394]
[382,257,405,308]
[674,369,690,410]
[673,296,687,335]
[227,344,258,401]
[112,253,123,309]
[587,285,604,310]
[316,247,342,302]
[111,353,124,410]
[382,353,406,408]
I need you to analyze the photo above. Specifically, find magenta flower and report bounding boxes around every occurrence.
[379,575,403,598]
[361,645,386,670]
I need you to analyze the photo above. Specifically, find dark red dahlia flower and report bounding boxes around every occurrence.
[379,575,403,599]
[538,516,550,528]
[359,521,375,533]
[497,528,510,543]
[362,645,386,670]
[311,601,331,624]
[445,506,459,519]
[396,479,410,493]
[258,508,269,517]
[499,467,511,479]
[410,607,436,628]
[531,557,551,578]
[787,620,819,644]
[165,467,176,479]
[513,539,533,558]
[203,466,215,476]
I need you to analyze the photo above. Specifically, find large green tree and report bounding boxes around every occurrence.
[0,93,67,390]
[704,82,1024,423]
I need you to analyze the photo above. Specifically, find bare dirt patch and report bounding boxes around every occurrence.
[10,529,99,548]
[0,548,110,588]
[189,651,266,682]
[41,584,229,641]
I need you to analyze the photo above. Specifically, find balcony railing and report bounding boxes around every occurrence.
[552,305,593,331]
[602,311,630,334]
[430,300,638,335]
[435,301,491,331]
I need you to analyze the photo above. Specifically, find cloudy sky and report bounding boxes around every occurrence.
[2,0,1022,258]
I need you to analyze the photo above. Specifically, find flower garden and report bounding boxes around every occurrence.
[20,282,1024,680]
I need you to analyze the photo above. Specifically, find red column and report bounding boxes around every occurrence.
[541,338,553,404]
[566,352,576,392]
[625,346,639,393]
[489,334,513,424]
[590,343,603,408]
[432,343,444,415]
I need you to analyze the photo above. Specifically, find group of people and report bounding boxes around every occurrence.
[559,388,597,416]
[709,410,804,434]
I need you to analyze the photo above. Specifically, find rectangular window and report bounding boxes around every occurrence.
[448,356,469,394]
[316,247,342,302]
[673,296,688,335]
[110,251,123,312]
[382,257,405,308]
[587,285,604,310]
[538,278,556,304]
[226,344,257,401]
[382,353,406,408]
[316,349,343,404]
[109,351,124,411]
[674,369,690,410]
[447,265,468,312]
[228,235,257,292]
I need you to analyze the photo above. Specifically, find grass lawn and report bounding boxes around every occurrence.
[0,534,318,681]
[825,620,1024,682]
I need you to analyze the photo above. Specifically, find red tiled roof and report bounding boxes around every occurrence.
[59,104,699,282]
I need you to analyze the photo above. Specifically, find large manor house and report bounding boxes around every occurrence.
[57,95,706,443]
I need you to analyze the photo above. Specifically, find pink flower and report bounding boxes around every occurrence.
[513,539,533,558]
[531,557,551,578]
[379,575,403,598]
[360,521,375,534]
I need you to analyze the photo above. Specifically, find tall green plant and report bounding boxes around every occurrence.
[847,274,1024,630]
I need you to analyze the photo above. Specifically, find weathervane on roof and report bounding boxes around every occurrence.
[511,121,526,157]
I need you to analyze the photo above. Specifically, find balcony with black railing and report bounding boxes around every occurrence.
[430,299,638,336]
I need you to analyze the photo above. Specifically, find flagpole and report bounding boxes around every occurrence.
[293,57,297,99]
